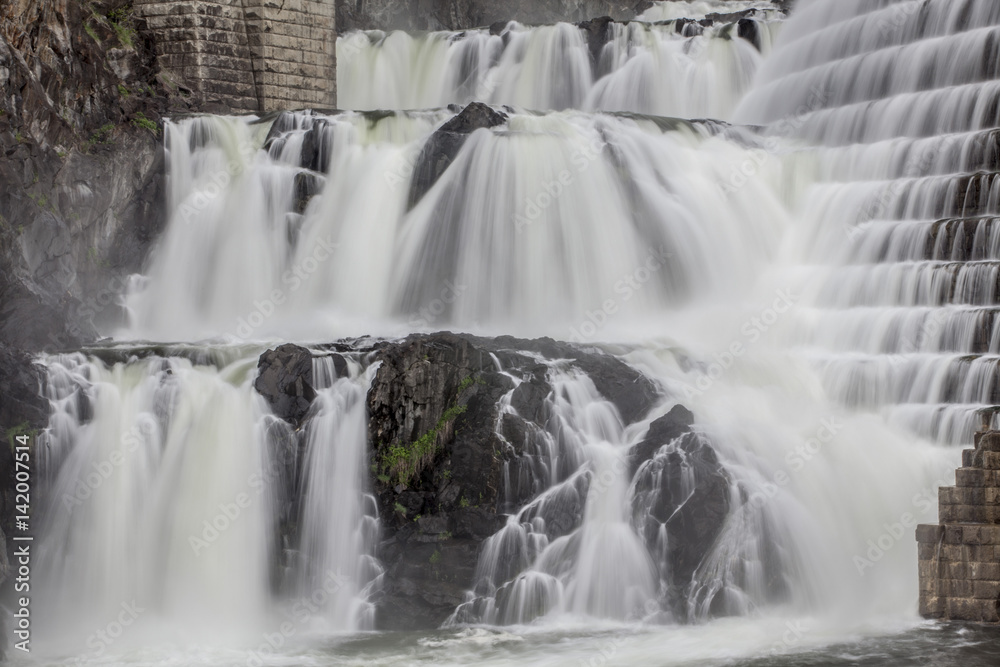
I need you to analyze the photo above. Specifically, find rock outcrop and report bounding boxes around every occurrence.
[630,406,732,618]
[407,102,509,209]
[254,344,320,428]
[366,332,658,629]
[1,0,172,352]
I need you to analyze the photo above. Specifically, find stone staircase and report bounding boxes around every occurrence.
[917,430,1000,622]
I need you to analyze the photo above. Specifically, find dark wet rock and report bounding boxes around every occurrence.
[406,102,508,209]
[578,16,615,69]
[631,422,731,619]
[293,171,325,214]
[738,18,762,50]
[629,404,695,476]
[300,118,331,173]
[0,0,174,352]
[254,344,318,427]
[367,331,658,630]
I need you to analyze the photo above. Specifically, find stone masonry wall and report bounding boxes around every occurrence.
[136,0,336,112]
[917,430,1000,623]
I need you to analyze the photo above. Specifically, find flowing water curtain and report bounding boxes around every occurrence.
[128,109,790,342]
[294,359,383,631]
[337,18,778,118]
[34,353,275,645]
[737,0,1000,444]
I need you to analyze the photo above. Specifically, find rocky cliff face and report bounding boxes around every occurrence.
[0,0,175,354]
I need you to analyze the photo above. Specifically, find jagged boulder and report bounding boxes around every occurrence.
[254,344,318,427]
[630,408,732,618]
[406,102,509,209]
[367,332,659,630]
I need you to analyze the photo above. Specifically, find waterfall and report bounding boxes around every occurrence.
[24,0,1000,662]
[125,109,788,341]
[294,357,383,631]
[736,0,1000,444]
[33,350,382,651]
[35,352,273,647]
[338,15,779,118]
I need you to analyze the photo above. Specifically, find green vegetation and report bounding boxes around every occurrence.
[107,5,137,49]
[393,502,407,517]
[429,550,441,565]
[457,375,476,393]
[117,84,130,97]
[6,422,37,452]
[458,496,470,508]
[131,112,158,135]
[84,21,100,44]
[382,404,467,487]
[86,123,115,149]
[28,192,55,214]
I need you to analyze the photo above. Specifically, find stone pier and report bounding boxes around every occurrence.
[135,0,337,112]
[917,430,1000,623]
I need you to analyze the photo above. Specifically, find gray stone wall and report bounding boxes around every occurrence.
[917,431,1000,623]
[136,0,336,112]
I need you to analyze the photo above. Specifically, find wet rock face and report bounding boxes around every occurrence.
[630,408,732,619]
[406,102,509,209]
[254,344,319,428]
[0,0,172,352]
[367,332,659,630]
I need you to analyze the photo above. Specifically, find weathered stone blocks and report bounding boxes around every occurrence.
[917,430,1000,623]
[136,0,336,112]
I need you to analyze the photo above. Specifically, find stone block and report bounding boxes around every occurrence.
[946,597,1000,622]
[969,561,1000,580]
[942,578,973,597]
[972,579,1000,599]
[917,524,944,543]
[919,594,944,618]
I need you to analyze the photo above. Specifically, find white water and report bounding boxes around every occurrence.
[338,17,778,118]
[20,0,1000,664]
[32,350,381,657]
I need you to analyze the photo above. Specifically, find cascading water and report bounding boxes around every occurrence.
[737,0,1000,445]
[338,12,780,118]
[20,0,1000,665]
